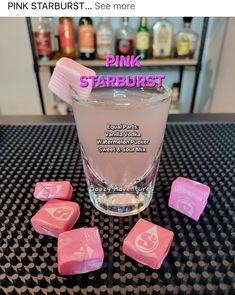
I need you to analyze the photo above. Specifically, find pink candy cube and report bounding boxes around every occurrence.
[123,219,174,269]
[34,181,73,201]
[168,177,210,221]
[48,57,96,105]
[31,199,80,237]
[58,228,104,275]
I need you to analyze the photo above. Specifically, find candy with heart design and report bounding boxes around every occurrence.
[31,199,80,237]
[58,228,104,275]
[34,181,73,201]
[168,177,210,221]
[123,219,174,269]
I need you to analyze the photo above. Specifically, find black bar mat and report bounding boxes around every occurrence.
[0,123,234,294]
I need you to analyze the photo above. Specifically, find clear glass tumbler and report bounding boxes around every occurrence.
[72,86,171,216]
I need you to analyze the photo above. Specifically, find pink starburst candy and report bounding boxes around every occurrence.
[34,181,73,201]
[123,219,174,269]
[168,177,210,221]
[58,228,104,275]
[31,199,80,237]
[48,57,96,105]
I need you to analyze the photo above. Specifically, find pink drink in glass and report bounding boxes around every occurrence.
[72,86,171,216]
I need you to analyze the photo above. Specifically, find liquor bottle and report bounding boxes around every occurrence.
[53,23,61,58]
[79,17,95,60]
[152,18,173,59]
[116,17,134,56]
[59,17,76,59]
[46,18,60,57]
[50,18,60,57]
[34,17,53,61]
[170,82,180,113]
[175,17,198,59]
[96,17,114,60]
[136,17,150,60]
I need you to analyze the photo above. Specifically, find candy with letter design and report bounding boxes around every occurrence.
[34,181,73,201]
[168,177,210,221]
[58,228,104,275]
[31,199,80,237]
[123,219,174,269]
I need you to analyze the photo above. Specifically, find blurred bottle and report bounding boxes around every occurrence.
[54,24,61,58]
[45,18,60,57]
[174,17,198,59]
[171,82,180,103]
[34,17,53,61]
[116,17,134,56]
[96,17,114,60]
[170,82,180,113]
[59,17,76,59]
[48,17,60,57]
[136,17,150,60]
[79,17,95,60]
[152,18,173,59]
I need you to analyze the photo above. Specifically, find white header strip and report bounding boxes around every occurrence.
[0,0,234,17]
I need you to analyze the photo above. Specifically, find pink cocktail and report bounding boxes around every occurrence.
[72,86,171,216]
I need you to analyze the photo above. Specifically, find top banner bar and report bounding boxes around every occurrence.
[0,0,234,17]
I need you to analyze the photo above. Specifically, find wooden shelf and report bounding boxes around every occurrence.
[38,58,198,67]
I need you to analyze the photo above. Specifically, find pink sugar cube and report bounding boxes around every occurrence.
[168,177,210,221]
[58,228,104,275]
[123,219,174,269]
[31,199,80,237]
[34,181,73,201]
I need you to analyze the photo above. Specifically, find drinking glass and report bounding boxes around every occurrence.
[72,86,171,216]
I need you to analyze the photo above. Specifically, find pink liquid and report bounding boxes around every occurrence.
[73,88,170,186]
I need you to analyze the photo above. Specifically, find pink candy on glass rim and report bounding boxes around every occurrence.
[58,228,104,275]
[31,199,80,237]
[48,57,96,105]
[168,177,210,221]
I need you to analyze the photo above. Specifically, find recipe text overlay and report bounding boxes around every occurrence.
[97,124,150,153]
[80,55,166,88]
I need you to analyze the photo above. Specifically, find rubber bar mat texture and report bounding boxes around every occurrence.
[0,123,234,295]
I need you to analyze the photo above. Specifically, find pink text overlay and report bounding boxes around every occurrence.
[80,55,166,88]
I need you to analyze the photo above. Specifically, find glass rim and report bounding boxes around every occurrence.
[72,84,172,107]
